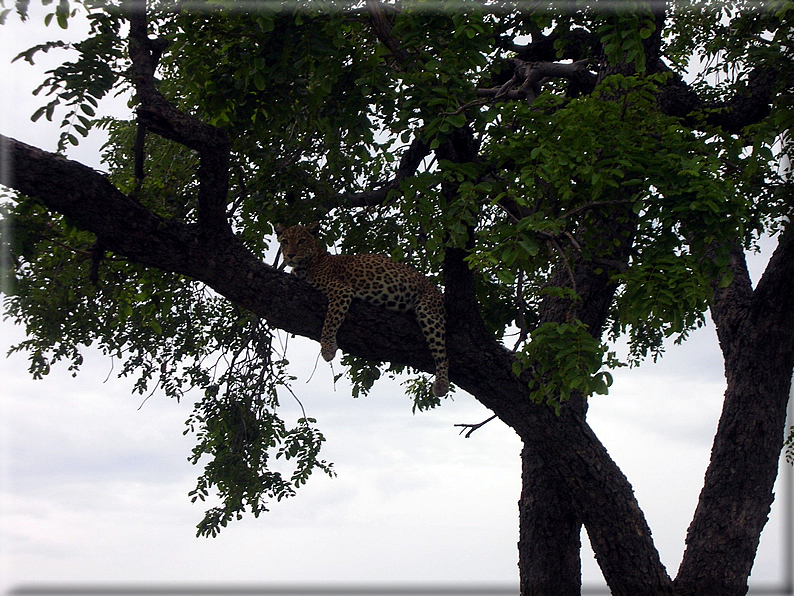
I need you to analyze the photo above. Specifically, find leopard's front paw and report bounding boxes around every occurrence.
[321,340,337,362]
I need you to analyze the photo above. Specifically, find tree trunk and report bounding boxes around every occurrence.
[515,203,646,595]
[519,443,583,596]
[523,410,674,596]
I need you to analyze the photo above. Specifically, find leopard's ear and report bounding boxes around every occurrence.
[306,221,321,235]
[274,223,287,237]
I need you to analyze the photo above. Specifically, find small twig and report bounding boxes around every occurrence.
[513,270,529,351]
[445,98,489,116]
[306,350,322,385]
[226,170,248,218]
[495,199,522,224]
[280,378,310,423]
[455,414,498,438]
[43,236,94,258]
[547,235,577,295]
[563,230,582,253]
[137,380,160,410]
[273,245,285,270]
[103,357,115,384]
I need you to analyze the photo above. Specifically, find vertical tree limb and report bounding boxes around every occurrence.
[126,0,231,235]
[676,227,794,595]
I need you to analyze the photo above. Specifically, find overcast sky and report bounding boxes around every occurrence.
[1,6,791,595]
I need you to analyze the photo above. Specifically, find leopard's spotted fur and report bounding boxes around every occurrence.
[275,222,449,397]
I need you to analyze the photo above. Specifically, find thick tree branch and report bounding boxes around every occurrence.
[1,133,672,593]
[482,11,773,139]
[365,0,409,64]
[477,58,596,103]
[656,64,778,135]
[435,125,490,342]
[644,0,668,75]
[707,241,755,363]
[675,226,794,594]
[751,227,794,341]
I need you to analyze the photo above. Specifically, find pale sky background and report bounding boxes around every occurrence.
[1,5,792,595]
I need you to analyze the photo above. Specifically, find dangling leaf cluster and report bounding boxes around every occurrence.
[1,195,332,537]
[8,0,128,151]
[186,318,334,537]
[513,319,614,414]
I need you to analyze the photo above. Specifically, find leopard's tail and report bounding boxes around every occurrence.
[416,291,449,397]
[433,362,449,397]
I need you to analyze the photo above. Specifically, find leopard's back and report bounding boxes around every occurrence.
[315,253,436,313]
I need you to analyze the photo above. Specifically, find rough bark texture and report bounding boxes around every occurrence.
[519,443,583,596]
[675,232,794,595]
[514,194,641,594]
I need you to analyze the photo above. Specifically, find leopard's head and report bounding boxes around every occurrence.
[274,222,322,268]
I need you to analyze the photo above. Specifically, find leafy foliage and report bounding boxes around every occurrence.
[1,194,334,537]
[12,0,126,151]
[513,319,614,413]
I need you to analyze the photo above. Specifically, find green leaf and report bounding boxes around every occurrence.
[718,271,734,288]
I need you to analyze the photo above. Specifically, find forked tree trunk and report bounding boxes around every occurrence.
[514,207,659,595]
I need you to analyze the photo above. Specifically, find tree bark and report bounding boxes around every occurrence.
[675,230,794,595]
[519,443,582,596]
[522,406,674,596]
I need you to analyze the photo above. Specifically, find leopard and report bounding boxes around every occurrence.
[275,222,449,397]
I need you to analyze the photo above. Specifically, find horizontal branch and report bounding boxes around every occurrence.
[331,136,431,209]
[0,133,671,589]
[478,52,775,137]
[0,134,441,377]
[477,58,596,103]
[656,64,778,135]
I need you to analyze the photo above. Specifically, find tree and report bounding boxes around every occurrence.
[1,0,792,594]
